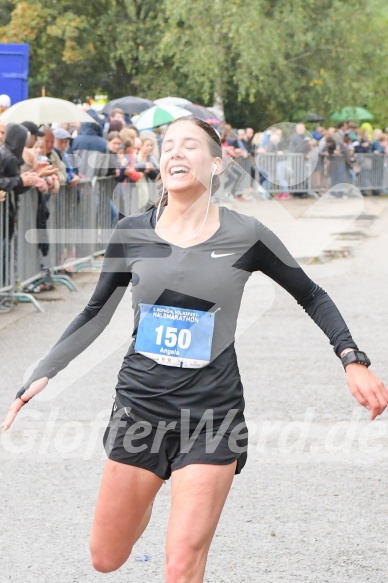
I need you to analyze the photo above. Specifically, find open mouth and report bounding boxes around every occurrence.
[169,165,190,176]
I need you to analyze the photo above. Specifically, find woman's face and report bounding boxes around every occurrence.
[109,137,122,153]
[141,139,154,155]
[160,121,220,195]
[32,140,43,156]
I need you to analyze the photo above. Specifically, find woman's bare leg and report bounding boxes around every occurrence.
[90,459,164,573]
[165,462,237,583]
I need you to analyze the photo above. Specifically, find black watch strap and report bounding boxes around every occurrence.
[341,350,371,370]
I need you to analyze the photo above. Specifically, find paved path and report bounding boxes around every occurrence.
[1,196,388,582]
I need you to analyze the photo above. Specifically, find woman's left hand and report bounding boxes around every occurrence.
[346,364,388,420]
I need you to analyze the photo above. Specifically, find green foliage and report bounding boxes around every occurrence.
[0,0,386,128]
[0,1,13,26]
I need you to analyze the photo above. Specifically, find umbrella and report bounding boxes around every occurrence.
[330,106,374,122]
[102,96,154,116]
[204,118,221,125]
[183,103,220,122]
[304,111,325,123]
[154,96,192,107]
[133,104,192,131]
[0,97,97,124]
[155,98,221,123]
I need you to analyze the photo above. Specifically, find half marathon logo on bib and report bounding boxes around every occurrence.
[135,303,215,368]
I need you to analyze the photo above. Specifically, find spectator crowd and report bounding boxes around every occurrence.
[218,121,388,199]
[1,89,388,214]
[0,97,162,297]
[0,100,161,260]
[1,90,388,302]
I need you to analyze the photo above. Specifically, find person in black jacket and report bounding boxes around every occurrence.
[0,124,47,287]
[0,124,45,237]
[0,124,42,194]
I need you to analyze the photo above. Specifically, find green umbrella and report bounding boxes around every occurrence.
[330,106,374,122]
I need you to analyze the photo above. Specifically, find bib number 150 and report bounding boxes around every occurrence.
[155,325,192,349]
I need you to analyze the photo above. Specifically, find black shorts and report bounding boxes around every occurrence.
[103,398,248,481]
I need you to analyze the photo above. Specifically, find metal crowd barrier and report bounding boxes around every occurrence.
[0,176,151,313]
[354,153,387,192]
[0,193,15,311]
[256,153,314,194]
[234,156,253,195]
[1,156,387,314]
[46,179,98,274]
[17,188,42,284]
[111,178,158,218]
[1,191,43,312]
[255,152,388,196]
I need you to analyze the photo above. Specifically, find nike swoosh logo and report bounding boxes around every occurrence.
[211,252,236,258]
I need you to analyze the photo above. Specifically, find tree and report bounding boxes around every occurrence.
[1,0,386,128]
[0,0,171,99]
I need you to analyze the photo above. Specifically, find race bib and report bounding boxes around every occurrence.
[135,303,215,368]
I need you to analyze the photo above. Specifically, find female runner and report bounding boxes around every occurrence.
[2,118,388,583]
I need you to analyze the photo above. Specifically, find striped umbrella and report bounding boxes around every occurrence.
[134,105,192,130]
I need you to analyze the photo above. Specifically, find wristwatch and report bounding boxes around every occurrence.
[341,350,371,370]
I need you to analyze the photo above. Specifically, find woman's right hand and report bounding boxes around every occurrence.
[2,377,49,431]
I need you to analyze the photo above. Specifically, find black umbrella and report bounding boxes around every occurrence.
[304,111,325,123]
[102,96,154,116]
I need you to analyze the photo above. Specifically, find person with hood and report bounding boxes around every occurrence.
[0,124,47,282]
[70,110,109,179]
[0,123,45,199]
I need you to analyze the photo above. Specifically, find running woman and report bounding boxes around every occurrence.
[3,118,388,582]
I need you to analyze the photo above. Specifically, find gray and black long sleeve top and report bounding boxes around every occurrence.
[17,206,357,428]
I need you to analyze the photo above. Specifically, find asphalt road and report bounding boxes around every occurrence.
[1,195,387,582]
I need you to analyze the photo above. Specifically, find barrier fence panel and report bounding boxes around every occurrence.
[75,180,98,263]
[148,180,158,206]
[48,182,82,271]
[313,154,388,195]
[47,176,154,274]
[94,176,116,254]
[112,179,157,218]
[2,159,387,315]
[234,155,252,195]
[354,153,386,192]
[255,153,388,195]
[1,190,44,312]
[0,192,14,295]
[46,180,101,272]
[112,182,136,218]
[385,156,388,191]
[16,188,41,284]
[255,153,313,194]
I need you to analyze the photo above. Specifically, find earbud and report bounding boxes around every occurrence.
[212,163,217,174]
